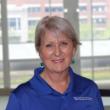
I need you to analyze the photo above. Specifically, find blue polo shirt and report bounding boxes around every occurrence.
[6,67,104,110]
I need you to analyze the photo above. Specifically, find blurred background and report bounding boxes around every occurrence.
[0,0,110,109]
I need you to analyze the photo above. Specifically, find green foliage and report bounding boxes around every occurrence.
[80,24,91,40]
[28,26,35,42]
[81,70,110,80]
[80,24,110,40]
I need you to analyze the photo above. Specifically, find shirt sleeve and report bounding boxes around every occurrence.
[5,93,20,110]
[96,89,104,110]
[92,83,104,110]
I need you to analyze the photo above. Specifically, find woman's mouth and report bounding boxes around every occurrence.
[52,59,64,63]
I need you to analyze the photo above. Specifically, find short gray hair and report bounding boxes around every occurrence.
[35,16,80,51]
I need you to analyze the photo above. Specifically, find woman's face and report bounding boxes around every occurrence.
[39,31,76,73]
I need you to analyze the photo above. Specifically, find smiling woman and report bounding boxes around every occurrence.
[39,31,75,75]
[6,16,104,110]
[39,31,75,93]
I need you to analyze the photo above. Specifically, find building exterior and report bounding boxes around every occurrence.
[7,0,64,43]
[79,0,110,40]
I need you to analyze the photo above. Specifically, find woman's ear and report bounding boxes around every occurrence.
[38,47,43,60]
[72,46,77,56]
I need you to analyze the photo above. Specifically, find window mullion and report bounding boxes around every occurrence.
[1,0,10,88]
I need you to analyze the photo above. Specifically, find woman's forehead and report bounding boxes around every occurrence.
[44,30,70,38]
[40,31,72,43]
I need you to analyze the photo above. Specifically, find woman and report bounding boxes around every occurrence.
[6,16,104,110]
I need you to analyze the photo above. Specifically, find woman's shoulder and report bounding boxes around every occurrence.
[11,80,33,98]
[75,73,97,85]
[73,73,99,93]
[75,73,95,84]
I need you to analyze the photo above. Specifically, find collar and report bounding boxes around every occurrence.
[30,66,75,96]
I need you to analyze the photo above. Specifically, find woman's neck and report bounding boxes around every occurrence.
[40,69,70,93]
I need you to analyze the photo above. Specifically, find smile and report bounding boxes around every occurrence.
[52,59,64,63]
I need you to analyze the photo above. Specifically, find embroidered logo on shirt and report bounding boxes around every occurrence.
[73,97,93,101]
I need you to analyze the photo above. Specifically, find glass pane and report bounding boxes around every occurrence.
[79,0,110,89]
[7,0,64,88]
[79,0,93,80]
[7,0,41,88]
[92,1,110,89]
[0,3,4,88]
[45,0,64,17]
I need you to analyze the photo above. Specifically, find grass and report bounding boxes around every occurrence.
[81,69,110,80]
[0,71,33,87]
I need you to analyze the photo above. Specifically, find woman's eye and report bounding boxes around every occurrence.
[45,44,53,48]
[61,42,68,46]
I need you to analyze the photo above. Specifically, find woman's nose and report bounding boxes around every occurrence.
[54,45,61,56]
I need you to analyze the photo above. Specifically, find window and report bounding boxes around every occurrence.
[28,19,39,42]
[79,0,110,89]
[92,3,106,12]
[7,1,43,88]
[45,6,64,12]
[93,18,106,24]
[79,16,88,24]
[79,5,87,11]
[8,18,21,30]
[0,0,64,88]
[28,20,38,27]
[28,7,41,13]
[92,5,105,12]
[1,0,109,90]
[79,3,87,12]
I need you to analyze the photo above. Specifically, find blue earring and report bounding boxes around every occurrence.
[72,59,75,64]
